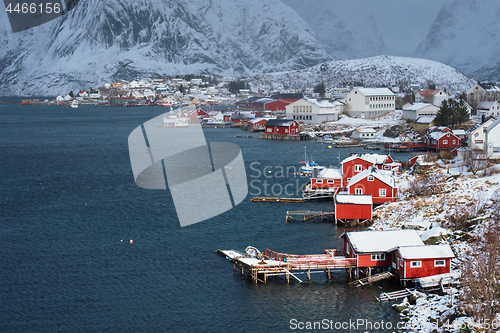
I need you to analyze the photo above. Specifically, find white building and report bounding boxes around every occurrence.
[467,117,496,151]
[351,128,376,139]
[345,88,395,119]
[286,98,345,124]
[485,118,500,159]
[476,101,500,118]
[415,89,448,106]
[402,103,440,121]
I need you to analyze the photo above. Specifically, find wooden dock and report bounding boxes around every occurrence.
[217,248,356,284]
[349,271,394,287]
[251,197,305,202]
[286,211,335,222]
[376,288,416,302]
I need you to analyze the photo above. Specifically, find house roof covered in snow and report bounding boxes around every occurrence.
[305,98,344,108]
[354,128,376,133]
[335,194,372,205]
[341,153,388,165]
[415,116,436,124]
[477,101,499,110]
[403,103,432,111]
[318,167,342,179]
[485,117,500,132]
[397,245,455,260]
[340,230,424,254]
[357,88,394,96]
[348,166,396,188]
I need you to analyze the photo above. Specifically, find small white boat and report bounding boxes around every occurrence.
[300,147,319,174]
[70,100,79,108]
[317,135,333,143]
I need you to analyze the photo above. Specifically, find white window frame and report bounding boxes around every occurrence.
[355,188,362,195]
[410,261,421,268]
[443,140,448,144]
[327,179,334,184]
[371,253,385,261]
[354,164,362,172]
[368,175,374,181]
[434,260,445,267]
[346,244,350,255]
[316,179,323,184]
[379,188,386,197]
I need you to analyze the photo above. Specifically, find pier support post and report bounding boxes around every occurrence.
[327,269,331,280]
[307,269,311,281]
[287,272,289,284]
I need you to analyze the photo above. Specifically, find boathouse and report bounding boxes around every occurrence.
[391,244,454,279]
[424,127,461,150]
[334,194,372,222]
[340,230,424,268]
[346,167,398,204]
[264,119,300,136]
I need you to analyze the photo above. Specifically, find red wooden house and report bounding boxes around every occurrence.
[334,194,372,221]
[189,109,209,122]
[391,245,454,279]
[264,119,299,136]
[341,153,399,185]
[309,167,343,191]
[249,118,272,131]
[347,167,398,204]
[424,127,461,150]
[340,230,424,268]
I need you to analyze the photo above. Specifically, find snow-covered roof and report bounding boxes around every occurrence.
[335,194,372,205]
[341,153,388,165]
[420,225,451,241]
[305,98,344,108]
[249,117,275,124]
[477,101,499,110]
[403,103,432,111]
[348,166,395,188]
[485,117,500,132]
[397,245,455,260]
[418,89,444,96]
[354,128,376,133]
[415,116,436,124]
[356,88,394,96]
[452,129,466,136]
[318,167,342,179]
[341,230,424,254]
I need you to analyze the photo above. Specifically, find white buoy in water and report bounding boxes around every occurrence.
[130,239,133,244]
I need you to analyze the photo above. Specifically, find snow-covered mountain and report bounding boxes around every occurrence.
[414,0,500,81]
[248,56,475,94]
[0,0,331,96]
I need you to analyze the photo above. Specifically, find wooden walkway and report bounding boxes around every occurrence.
[217,248,356,284]
[286,211,335,222]
[376,288,416,302]
[349,271,394,287]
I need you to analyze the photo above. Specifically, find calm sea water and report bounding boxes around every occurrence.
[1,104,415,332]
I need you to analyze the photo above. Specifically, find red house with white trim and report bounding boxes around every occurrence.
[249,118,272,131]
[391,245,454,279]
[424,127,461,150]
[341,153,399,185]
[189,109,209,122]
[264,119,299,136]
[334,194,372,221]
[340,230,424,268]
[347,167,398,204]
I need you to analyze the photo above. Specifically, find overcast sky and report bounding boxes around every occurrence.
[282,0,453,55]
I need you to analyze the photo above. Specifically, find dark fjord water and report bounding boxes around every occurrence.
[1,105,414,332]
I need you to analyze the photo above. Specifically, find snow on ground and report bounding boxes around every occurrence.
[371,163,500,332]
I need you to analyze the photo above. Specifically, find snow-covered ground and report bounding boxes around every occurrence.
[371,162,500,332]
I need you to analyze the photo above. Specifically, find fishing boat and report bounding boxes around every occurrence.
[161,98,175,107]
[317,135,333,144]
[300,147,319,174]
[70,100,79,108]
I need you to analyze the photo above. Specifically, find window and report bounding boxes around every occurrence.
[384,166,390,170]
[452,140,456,144]
[368,175,374,181]
[443,140,448,144]
[346,244,350,255]
[267,128,272,132]
[354,165,362,172]
[434,260,445,267]
[493,147,500,153]
[410,261,421,268]
[327,179,334,184]
[475,140,483,144]
[379,188,386,197]
[371,253,385,261]
[355,188,363,195]
[316,179,323,184]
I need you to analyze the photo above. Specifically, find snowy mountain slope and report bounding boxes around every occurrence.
[281,0,386,60]
[248,56,475,94]
[414,0,500,81]
[0,0,331,96]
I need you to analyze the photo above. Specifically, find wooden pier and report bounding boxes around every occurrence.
[251,197,305,202]
[376,288,416,302]
[217,248,356,284]
[286,211,335,222]
[349,271,394,287]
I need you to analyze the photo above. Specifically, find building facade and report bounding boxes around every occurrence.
[345,88,395,119]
